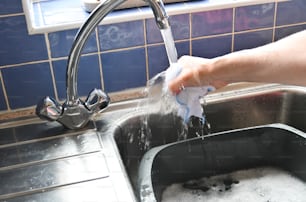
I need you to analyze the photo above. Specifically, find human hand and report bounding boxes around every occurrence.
[167,55,227,94]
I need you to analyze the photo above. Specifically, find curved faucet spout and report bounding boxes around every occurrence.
[36,0,172,129]
[66,0,126,105]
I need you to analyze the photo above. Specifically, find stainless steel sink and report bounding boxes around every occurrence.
[110,84,306,201]
[138,123,306,202]
[2,83,306,201]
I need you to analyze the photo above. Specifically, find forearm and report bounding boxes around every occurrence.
[209,30,306,86]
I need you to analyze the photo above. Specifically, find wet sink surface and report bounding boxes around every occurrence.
[111,84,306,201]
[0,120,127,202]
[2,84,306,202]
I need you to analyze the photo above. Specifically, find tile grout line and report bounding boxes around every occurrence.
[0,71,11,111]
[0,21,305,70]
[143,19,150,81]
[0,12,24,18]
[189,12,192,56]
[231,7,236,52]
[272,1,278,42]
[0,60,50,69]
[95,27,105,91]
[44,32,59,101]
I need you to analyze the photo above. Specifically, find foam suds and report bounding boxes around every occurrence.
[162,167,306,202]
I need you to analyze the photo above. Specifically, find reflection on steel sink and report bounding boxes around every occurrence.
[112,84,306,201]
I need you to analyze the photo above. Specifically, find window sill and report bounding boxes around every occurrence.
[22,0,287,35]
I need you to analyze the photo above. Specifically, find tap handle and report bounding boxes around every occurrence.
[36,96,62,121]
[85,88,110,113]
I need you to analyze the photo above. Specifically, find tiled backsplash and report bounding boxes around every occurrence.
[1,0,306,113]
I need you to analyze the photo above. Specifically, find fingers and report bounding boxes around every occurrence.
[167,56,198,94]
[168,77,184,94]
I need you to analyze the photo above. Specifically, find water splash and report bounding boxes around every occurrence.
[134,23,211,149]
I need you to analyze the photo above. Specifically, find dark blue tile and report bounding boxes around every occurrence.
[176,41,190,58]
[0,16,48,66]
[101,48,146,92]
[275,24,306,41]
[147,45,168,79]
[276,0,306,26]
[234,29,273,51]
[192,8,233,38]
[52,54,102,100]
[2,63,55,109]
[146,18,162,44]
[49,29,98,58]
[99,20,144,51]
[0,0,23,15]
[235,3,275,32]
[169,14,190,40]
[146,14,190,44]
[0,76,7,111]
[192,35,232,58]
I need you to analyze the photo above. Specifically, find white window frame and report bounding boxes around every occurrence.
[22,0,289,35]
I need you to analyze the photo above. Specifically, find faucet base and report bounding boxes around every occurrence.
[36,89,110,129]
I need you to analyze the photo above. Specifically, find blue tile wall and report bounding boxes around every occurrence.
[234,29,273,51]
[276,0,306,26]
[0,0,23,15]
[147,45,168,79]
[0,15,48,66]
[192,8,233,37]
[2,63,55,109]
[1,0,306,113]
[192,35,232,58]
[101,48,147,92]
[52,54,102,100]
[49,29,98,58]
[235,3,275,32]
[99,20,145,51]
[275,24,306,41]
[176,41,190,58]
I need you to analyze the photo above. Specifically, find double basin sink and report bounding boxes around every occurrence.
[1,83,306,201]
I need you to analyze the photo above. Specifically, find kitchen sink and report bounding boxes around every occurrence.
[111,84,306,201]
[138,123,306,201]
[2,83,306,201]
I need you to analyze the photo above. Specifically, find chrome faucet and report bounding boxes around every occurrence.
[36,0,171,129]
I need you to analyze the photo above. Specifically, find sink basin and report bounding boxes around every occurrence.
[111,84,306,201]
[138,123,306,201]
[2,83,306,201]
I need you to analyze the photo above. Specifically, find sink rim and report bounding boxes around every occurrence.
[137,123,306,202]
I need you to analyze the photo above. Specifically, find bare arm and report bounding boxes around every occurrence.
[168,30,306,93]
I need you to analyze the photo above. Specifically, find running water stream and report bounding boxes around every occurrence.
[160,27,178,64]
[135,25,210,152]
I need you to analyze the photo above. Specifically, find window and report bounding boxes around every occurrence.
[22,0,287,34]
